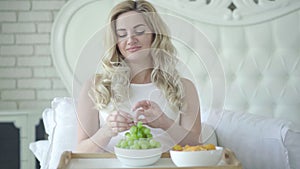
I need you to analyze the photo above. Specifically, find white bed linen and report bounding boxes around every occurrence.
[30,97,300,169]
[215,110,300,169]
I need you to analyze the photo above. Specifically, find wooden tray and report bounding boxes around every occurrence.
[57,148,242,169]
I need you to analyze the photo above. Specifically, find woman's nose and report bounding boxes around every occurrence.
[127,33,137,45]
[127,35,137,44]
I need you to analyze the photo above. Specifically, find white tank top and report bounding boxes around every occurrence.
[99,83,180,152]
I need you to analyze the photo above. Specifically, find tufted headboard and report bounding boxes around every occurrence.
[51,0,300,127]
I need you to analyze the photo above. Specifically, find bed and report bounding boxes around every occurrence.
[31,0,300,169]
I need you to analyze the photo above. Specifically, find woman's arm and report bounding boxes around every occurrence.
[162,78,201,146]
[76,77,134,152]
[133,78,201,146]
[76,78,113,153]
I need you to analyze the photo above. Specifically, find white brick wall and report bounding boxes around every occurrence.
[0,0,69,111]
[2,23,36,33]
[0,12,17,22]
[0,34,14,44]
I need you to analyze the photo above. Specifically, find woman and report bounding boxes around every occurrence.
[76,0,201,153]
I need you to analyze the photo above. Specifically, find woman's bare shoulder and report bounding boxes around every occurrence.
[180,77,197,89]
[180,78,199,98]
[78,74,103,96]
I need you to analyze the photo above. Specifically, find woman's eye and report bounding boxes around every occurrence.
[116,30,127,38]
[135,30,145,35]
[117,34,127,38]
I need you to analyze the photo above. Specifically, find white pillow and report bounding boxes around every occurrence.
[42,108,55,139]
[284,125,300,169]
[46,97,78,169]
[29,97,78,169]
[201,123,217,145]
[215,110,300,169]
[29,140,50,168]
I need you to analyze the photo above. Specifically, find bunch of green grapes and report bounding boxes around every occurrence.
[116,121,161,149]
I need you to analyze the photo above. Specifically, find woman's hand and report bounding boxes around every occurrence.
[132,100,172,130]
[105,110,134,136]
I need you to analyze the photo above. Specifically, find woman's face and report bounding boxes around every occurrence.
[115,11,153,60]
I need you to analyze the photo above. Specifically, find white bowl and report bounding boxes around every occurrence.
[114,147,162,167]
[170,146,223,167]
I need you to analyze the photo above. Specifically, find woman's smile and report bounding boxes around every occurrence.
[127,46,142,53]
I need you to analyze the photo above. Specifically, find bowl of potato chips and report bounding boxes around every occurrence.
[170,144,223,167]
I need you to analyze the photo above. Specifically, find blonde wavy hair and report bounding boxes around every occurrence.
[89,0,184,112]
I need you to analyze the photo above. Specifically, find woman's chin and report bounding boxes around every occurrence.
[124,51,151,62]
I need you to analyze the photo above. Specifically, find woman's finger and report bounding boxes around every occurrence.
[118,110,134,121]
[135,109,148,120]
[132,100,151,111]
[107,112,132,123]
[109,121,133,128]
[136,118,148,124]
[112,127,129,133]
[107,115,125,122]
